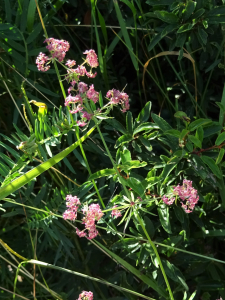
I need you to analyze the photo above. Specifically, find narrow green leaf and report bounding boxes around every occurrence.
[20,0,29,32]
[113,0,138,70]
[151,113,172,132]
[27,0,37,33]
[137,102,152,123]
[216,148,225,165]
[206,6,225,16]
[88,169,116,180]
[188,135,202,148]
[118,160,147,171]
[188,118,212,131]
[158,206,172,234]
[215,131,225,145]
[115,134,133,148]
[175,32,187,47]
[133,122,158,135]
[201,156,222,178]
[27,258,155,300]
[154,11,179,24]
[4,0,12,23]
[93,241,167,298]
[177,23,194,33]
[182,1,196,21]
[0,126,96,200]
[198,27,208,45]
[126,111,133,135]
[148,33,163,51]
[138,136,152,151]
[165,129,180,138]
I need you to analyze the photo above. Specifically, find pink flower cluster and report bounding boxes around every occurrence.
[45,38,70,62]
[162,179,199,213]
[63,195,81,221]
[36,52,50,72]
[111,205,122,218]
[76,204,104,240]
[36,37,130,127]
[77,291,93,300]
[63,195,104,240]
[106,89,130,113]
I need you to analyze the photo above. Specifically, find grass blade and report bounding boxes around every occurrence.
[26,259,156,300]
[0,126,96,200]
[113,0,138,70]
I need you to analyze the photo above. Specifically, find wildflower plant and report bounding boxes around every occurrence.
[1,25,225,300]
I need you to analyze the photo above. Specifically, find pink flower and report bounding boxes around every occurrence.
[111,205,122,218]
[65,94,83,106]
[86,84,99,103]
[83,50,99,68]
[36,52,50,72]
[76,203,104,240]
[70,104,84,114]
[173,179,199,213]
[106,89,130,112]
[77,291,93,300]
[82,111,93,120]
[86,71,97,78]
[77,120,87,127]
[162,196,175,205]
[65,59,76,68]
[63,195,81,221]
[76,228,87,238]
[78,82,88,94]
[74,65,86,76]
[44,38,70,62]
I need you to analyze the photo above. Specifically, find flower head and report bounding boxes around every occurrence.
[65,59,76,68]
[106,89,130,112]
[87,84,99,103]
[83,50,99,68]
[77,291,93,300]
[63,195,81,221]
[45,38,70,62]
[36,52,50,72]
[77,203,104,240]
[111,205,122,219]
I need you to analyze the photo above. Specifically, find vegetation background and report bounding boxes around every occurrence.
[1,0,225,300]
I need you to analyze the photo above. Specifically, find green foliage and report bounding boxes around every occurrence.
[1,0,225,300]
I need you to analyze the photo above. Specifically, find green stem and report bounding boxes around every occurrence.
[53,56,105,208]
[135,212,174,300]
[92,117,173,299]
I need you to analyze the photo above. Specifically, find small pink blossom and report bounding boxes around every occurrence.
[76,228,87,238]
[106,89,130,112]
[86,71,97,78]
[65,94,83,106]
[70,104,83,114]
[77,291,93,300]
[78,82,88,94]
[111,205,122,219]
[86,84,99,103]
[162,196,175,205]
[77,120,87,127]
[65,59,76,68]
[83,50,99,68]
[63,195,81,221]
[74,65,86,76]
[82,111,93,120]
[36,52,50,72]
[77,203,104,240]
[44,38,70,62]
[162,179,199,213]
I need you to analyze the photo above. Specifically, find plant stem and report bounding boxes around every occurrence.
[93,117,174,299]
[135,212,174,300]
